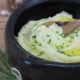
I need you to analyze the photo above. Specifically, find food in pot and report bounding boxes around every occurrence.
[17,11,80,63]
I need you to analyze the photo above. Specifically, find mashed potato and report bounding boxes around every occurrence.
[17,11,80,63]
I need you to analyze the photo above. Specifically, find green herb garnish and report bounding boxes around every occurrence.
[56,45,64,50]
[57,50,65,54]
[56,45,59,50]
[23,34,26,36]
[39,30,41,32]
[38,52,44,56]
[34,41,42,46]
[75,31,78,37]
[47,39,51,44]
[59,45,63,49]
[57,38,60,40]
[59,33,65,38]
[34,40,37,43]
[46,34,50,37]
[69,40,72,43]
[32,35,36,38]
[39,43,42,46]
[56,31,59,33]
[0,51,18,80]
[31,44,36,49]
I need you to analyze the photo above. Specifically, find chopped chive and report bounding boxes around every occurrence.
[60,45,63,48]
[32,35,36,38]
[57,38,60,40]
[67,55,71,57]
[31,44,36,49]
[34,41,42,46]
[39,43,42,46]
[34,40,37,43]
[47,39,51,44]
[56,31,59,33]
[39,30,41,32]
[56,45,64,50]
[46,34,50,37]
[56,46,59,50]
[38,52,44,56]
[69,40,72,43]
[59,33,65,38]
[57,50,65,54]
[75,31,78,37]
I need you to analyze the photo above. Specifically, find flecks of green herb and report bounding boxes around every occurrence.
[32,35,36,38]
[59,33,65,38]
[31,44,36,49]
[23,34,26,36]
[75,31,78,37]
[56,46,59,50]
[46,34,50,37]
[57,50,65,54]
[60,45,63,49]
[68,36,73,43]
[39,43,42,46]
[34,40,37,43]
[38,52,44,56]
[67,54,72,57]
[57,38,60,40]
[0,51,17,79]
[57,50,71,56]
[56,31,59,33]
[56,45,64,50]
[47,39,51,44]
[69,40,72,43]
[34,40,42,46]
[39,30,41,32]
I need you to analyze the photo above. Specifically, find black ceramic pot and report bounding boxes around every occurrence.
[6,0,80,80]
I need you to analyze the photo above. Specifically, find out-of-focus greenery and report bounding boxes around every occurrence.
[0,50,17,80]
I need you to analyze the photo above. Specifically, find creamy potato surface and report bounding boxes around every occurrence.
[17,11,80,63]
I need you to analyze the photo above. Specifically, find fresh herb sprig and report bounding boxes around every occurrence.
[0,50,21,80]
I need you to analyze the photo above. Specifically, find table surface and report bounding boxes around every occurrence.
[0,0,9,52]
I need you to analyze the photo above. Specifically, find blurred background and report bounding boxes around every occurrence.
[0,0,29,52]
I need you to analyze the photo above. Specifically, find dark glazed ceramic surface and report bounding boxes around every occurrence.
[6,0,80,80]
